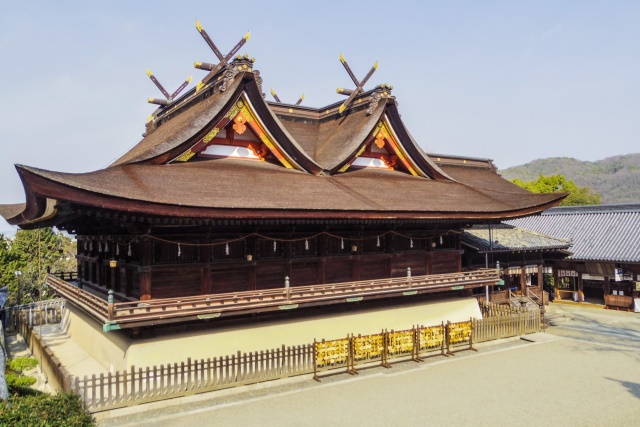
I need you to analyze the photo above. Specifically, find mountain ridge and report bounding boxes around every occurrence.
[500,153,640,204]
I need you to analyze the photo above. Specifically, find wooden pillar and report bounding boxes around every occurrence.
[317,235,326,284]
[109,263,116,290]
[139,238,152,301]
[538,265,544,292]
[352,257,361,281]
[577,272,584,302]
[200,245,211,295]
[520,265,527,295]
[248,265,257,291]
[88,261,94,284]
[317,258,326,285]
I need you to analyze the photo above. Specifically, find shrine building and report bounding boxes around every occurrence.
[0,24,566,333]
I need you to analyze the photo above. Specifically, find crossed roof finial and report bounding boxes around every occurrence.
[146,70,192,106]
[270,88,304,106]
[194,19,250,92]
[336,53,378,114]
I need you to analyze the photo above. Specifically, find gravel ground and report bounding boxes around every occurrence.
[98,304,640,427]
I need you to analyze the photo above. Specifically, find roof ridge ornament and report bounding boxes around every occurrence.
[270,88,304,106]
[146,69,192,106]
[194,19,250,92]
[336,53,378,115]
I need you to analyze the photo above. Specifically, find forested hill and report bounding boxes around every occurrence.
[500,153,640,204]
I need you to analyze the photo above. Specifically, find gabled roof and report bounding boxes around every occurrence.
[1,58,567,228]
[507,204,640,263]
[462,224,572,252]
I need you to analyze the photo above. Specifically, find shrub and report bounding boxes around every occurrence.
[0,392,95,426]
[5,372,36,388]
[8,357,38,373]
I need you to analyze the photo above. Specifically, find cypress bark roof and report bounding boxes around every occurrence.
[1,63,566,227]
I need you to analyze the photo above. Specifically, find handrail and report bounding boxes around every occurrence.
[45,275,109,323]
[46,269,500,329]
[526,288,541,302]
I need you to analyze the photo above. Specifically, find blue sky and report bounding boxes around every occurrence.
[1,1,639,233]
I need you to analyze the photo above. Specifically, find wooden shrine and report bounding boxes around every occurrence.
[0,21,566,329]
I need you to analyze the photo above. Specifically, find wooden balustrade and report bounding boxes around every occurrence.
[46,269,499,330]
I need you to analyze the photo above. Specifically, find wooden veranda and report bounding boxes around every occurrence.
[45,268,500,331]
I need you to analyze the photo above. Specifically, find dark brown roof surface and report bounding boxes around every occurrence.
[15,159,564,218]
[438,164,532,194]
[276,103,386,171]
[0,202,25,222]
[110,75,244,166]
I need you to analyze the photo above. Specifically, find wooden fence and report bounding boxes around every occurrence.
[478,301,528,317]
[69,345,314,412]
[4,298,66,333]
[472,310,541,343]
[12,300,70,390]
[9,300,540,413]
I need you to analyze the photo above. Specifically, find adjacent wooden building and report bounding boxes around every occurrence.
[509,204,640,311]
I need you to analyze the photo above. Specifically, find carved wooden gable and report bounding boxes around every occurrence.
[170,95,303,170]
[339,117,427,177]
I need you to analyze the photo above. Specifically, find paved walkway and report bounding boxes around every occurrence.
[96,304,640,427]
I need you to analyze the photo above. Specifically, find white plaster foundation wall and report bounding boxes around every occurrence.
[62,297,481,371]
[122,298,481,368]
[60,303,131,372]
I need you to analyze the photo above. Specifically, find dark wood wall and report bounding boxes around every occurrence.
[76,233,462,300]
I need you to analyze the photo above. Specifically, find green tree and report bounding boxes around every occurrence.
[0,228,76,306]
[512,174,601,206]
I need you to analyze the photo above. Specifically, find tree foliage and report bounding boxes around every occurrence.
[0,228,76,306]
[501,154,640,204]
[511,174,601,206]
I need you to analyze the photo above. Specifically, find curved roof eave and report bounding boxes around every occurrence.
[241,80,323,174]
[384,103,453,181]
[11,161,568,226]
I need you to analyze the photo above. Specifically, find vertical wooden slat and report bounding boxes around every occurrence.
[91,374,97,409]
[145,366,150,398]
[212,357,218,388]
[138,367,143,398]
[187,358,192,391]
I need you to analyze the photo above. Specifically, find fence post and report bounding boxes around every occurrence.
[107,290,114,321]
[284,276,290,302]
[407,267,412,287]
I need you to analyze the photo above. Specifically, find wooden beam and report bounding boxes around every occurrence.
[140,238,152,301]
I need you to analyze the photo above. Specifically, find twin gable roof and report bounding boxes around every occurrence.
[111,66,449,180]
[0,58,567,228]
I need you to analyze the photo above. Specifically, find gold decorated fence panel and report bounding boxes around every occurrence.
[417,323,446,358]
[385,329,416,365]
[446,320,475,355]
[352,332,385,368]
[313,337,351,380]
